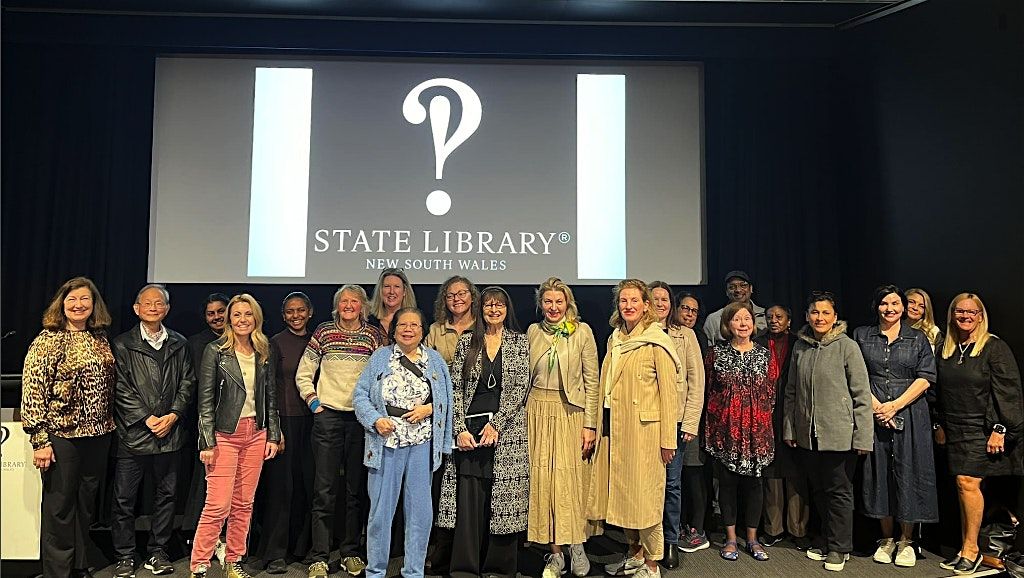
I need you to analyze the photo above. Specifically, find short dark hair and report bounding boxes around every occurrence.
[765,303,792,319]
[806,290,839,316]
[388,307,428,343]
[871,284,907,320]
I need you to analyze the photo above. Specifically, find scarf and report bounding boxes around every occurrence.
[540,317,576,374]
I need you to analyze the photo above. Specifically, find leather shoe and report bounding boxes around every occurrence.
[660,543,679,569]
[953,555,983,575]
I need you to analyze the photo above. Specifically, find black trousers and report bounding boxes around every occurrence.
[40,433,111,578]
[450,475,518,578]
[254,415,315,561]
[799,449,857,554]
[310,409,368,562]
[715,462,764,530]
[682,465,709,532]
[111,449,179,559]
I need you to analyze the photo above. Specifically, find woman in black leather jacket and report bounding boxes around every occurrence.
[189,294,281,578]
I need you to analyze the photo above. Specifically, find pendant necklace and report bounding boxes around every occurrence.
[957,341,971,365]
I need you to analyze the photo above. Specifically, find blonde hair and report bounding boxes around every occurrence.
[219,294,271,363]
[941,292,992,359]
[369,269,416,319]
[535,277,580,324]
[332,284,370,323]
[609,279,658,331]
[42,276,112,332]
[906,287,941,346]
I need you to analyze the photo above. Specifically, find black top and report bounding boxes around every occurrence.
[936,338,1023,445]
[457,346,503,479]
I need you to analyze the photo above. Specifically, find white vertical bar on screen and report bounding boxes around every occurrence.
[247,67,313,277]
[576,74,626,280]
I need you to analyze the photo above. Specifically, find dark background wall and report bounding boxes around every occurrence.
[2,0,1021,371]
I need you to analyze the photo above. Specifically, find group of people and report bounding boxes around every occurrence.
[19,269,1023,578]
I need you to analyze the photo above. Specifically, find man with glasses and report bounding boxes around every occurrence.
[702,271,767,346]
[110,284,196,577]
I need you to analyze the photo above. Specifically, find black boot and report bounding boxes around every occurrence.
[661,543,679,569]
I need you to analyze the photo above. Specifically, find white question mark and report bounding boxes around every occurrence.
[403,78,482,216]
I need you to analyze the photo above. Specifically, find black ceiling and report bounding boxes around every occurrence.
[1,0,906,28]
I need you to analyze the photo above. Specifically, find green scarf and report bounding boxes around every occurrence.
[540,317,576,374]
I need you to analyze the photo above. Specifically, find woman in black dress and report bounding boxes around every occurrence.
[436,286,531,578]
[935,292,1023,576]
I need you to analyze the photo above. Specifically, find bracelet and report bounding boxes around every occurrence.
[309,399,321,413]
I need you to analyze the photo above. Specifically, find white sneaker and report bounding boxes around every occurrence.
[543,553,567,578]
[633,564,660,578]
[569,544,591,577]
[873,538,896,564]
[894,540,916,567]
[604,555,644,576]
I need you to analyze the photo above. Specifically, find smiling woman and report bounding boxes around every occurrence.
[190,293,281,578]
[934,293,1023,576]
[21,276,116,578]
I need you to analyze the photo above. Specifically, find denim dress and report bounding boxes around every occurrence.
[852,324,939,523]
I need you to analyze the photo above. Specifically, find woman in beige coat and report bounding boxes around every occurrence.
[588,279,680,578]
[526,277,600,578]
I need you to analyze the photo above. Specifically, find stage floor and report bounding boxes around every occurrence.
[82,530,1007,578]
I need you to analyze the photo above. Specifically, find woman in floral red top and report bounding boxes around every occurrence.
[704,302,778,562]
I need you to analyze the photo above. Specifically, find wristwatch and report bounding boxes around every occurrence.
[993,423,1007,435]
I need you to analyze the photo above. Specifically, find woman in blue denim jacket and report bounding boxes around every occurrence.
[852,285,937,568]
[353,307,454,578]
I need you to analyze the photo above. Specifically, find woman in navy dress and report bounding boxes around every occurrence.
[852,285,937,568]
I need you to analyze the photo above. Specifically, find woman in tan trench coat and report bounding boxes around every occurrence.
[587,279,680,578]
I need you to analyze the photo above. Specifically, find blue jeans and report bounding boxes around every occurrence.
[366,442,433,578]
[663,435,687,543]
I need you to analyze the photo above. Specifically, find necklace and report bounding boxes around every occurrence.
[957,341,971,365]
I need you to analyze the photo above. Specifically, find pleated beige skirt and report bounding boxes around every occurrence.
[526,387,594,545]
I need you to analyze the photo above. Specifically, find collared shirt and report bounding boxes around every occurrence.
[140,323,168,350]
[851,323,936,400]
[381,345,432,448]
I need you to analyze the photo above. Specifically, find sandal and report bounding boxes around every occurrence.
[746,540,769,561]
[720,541,739,561]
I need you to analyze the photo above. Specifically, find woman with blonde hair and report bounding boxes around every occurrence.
[589,279,680,578]
[905,288,943,352]
[526,277,600,578]
[934,292,1022,575]
[369,268,417,336]
[191,294,281,578]
[22,276,116,578]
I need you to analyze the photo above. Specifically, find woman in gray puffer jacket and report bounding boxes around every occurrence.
[783,291,872,573]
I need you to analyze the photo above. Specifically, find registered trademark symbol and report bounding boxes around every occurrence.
[558,232,571,244]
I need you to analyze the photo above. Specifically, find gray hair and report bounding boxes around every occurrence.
[332,284,369,323]
[136,283,170,304]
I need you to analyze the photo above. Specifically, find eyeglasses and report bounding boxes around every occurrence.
[727,282,751,291]
[139,301,168,309]
[445,290,470,301]
[396,322,422,330]
[483,302,507,310]
[954,308,981,317]
[678,305,699,315]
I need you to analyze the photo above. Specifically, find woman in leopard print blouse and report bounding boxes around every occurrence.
[21,276,116,578]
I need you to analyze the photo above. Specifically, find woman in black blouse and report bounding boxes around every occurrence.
[935,292,1023,576]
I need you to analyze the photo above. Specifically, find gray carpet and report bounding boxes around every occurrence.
[90,530,1005,578]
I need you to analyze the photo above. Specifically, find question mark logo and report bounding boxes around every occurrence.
[403,78,482,216]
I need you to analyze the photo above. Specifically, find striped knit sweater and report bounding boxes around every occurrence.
[296,320,386,412]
